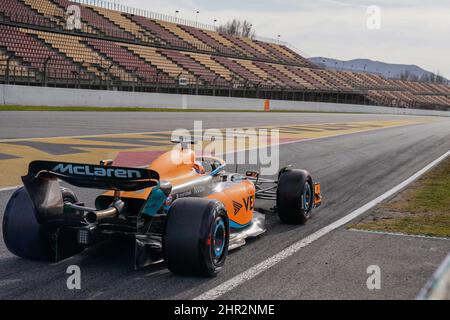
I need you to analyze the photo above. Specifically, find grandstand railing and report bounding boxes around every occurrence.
[0,14,307,67]
[1,56,446,110]
[0,58,375,105]
[72,0,216,31]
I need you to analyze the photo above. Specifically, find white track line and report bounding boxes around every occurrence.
[194,150,450,300]
[0,121,417,193]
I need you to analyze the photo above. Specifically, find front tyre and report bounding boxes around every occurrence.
[164,198,229,277]
[277,169,313,225]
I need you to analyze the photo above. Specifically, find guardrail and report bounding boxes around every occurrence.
[417,253,450,300]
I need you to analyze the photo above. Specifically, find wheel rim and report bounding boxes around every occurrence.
[212,218,226,262]
[302,182,312,213]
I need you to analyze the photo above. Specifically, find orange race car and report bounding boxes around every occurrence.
[3,140,322,277]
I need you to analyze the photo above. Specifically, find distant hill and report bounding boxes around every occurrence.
[309,57,449,84]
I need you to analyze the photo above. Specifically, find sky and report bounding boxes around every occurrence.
[116,0,450,78]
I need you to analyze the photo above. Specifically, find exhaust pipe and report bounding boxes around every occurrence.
[85,200,125,224]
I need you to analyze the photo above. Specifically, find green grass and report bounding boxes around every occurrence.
[351,159,450,238]
[404,161,450,213]
[355,214,450,238]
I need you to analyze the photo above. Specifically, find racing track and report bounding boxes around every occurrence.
[0,112,450,300]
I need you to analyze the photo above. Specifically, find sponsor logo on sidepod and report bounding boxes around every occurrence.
[52,164,142,179]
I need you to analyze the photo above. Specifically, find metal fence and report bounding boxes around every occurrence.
[0,58,377,104]
[72,0,216,31]
[0,11,307,67]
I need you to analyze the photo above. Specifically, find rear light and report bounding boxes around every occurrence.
[77,229,90,245]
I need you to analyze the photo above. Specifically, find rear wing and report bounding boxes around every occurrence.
[22,161,159,224]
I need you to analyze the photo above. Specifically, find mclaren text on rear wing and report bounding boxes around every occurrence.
[21,161,160,223]
[23,161,159,191]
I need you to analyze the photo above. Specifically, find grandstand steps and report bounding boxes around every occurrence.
[88,6,151,43]
[159,49,229,86]
[202,30,246,57]
[269,64,313,90]
[314,70,354,92]
[241,37,278,61]
[0,47,37,78]
[156,50,203,85]
[331,71,361,89]
[50,0,133,40]
[20,0,65,28]
[254,40,294,65]
[0,46,47,82]
[151,20,198,52]
[26,32,95,79]
[279,44,312,67]
[121,46,174,83]
[0,25,84,81]
[300,68,336,91]
[221,34,267,60]
[179,25,224,54]
[127,45,196,84]
[230,59,271,86]
[1,0,449,109]
[82,40,140,82]
[86,5,136,40]
[211,56,265,87]
[2,0,55,29]
[187,52,238,82]
[48,0,100,36]
[234,59,280,87]
[26,31,111,81]
[266,41,311,67]
[286,66,326,91]
[156,20,215,53]
[350,72,381,89]
[127,14,188,50]
[253,62,300,89]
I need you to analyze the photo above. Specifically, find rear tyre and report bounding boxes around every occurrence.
[277,169,313,225]
[3,187,54,261]
[3,187,78,261]
[164,198,229,277]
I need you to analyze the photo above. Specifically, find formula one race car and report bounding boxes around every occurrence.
[3,141,322,277]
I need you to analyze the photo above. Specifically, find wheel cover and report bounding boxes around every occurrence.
[303,182,312,212]
[212,218,226,262]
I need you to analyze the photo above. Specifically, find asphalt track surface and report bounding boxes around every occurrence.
[0,111,434,139]
[0,111,450,300]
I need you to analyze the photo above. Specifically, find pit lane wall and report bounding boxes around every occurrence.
[1,84,450,117]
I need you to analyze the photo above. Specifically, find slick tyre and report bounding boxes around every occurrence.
[164,198,229,277]
[3,187,54,261]
[277,169,313,225]
[3,187,78,261]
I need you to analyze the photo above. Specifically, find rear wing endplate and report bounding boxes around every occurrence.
[21,161,159,224]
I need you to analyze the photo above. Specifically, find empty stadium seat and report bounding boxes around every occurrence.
[0,0,448,110]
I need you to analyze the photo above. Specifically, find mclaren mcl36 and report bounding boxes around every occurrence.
[3,142,322,277]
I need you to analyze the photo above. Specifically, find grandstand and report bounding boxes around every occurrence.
[0,0,449,110]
